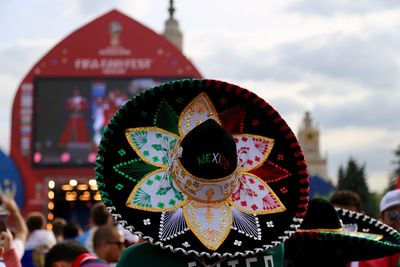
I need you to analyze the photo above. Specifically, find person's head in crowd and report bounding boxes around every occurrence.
[44,240,110,267]
[285,198,400,266]
[52,217,66,242]
[330,190,362,212]
[63,221,82,240]
[44,240,86,267]
[93,225,125,264]
[379,189,400,231]
[90,202,112,227]
[26,211,46,233]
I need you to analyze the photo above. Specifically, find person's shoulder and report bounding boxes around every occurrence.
[76,230,91,244]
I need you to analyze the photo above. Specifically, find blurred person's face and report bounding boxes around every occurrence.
[103,231,125,263]
[381,204,400,231]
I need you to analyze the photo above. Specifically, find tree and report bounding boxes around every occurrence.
[337,157,378,217]
[387,144,400,190]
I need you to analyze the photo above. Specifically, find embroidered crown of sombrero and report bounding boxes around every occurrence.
[95,79,309,257]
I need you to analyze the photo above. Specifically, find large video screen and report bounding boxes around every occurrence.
[32,77,174,167]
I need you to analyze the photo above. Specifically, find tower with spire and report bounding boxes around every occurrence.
[298,112,328,180]
[163,0,183,51]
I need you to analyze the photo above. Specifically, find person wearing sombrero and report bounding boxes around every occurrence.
[94,79,309,266]
[284,198,400,267]
[357,189,400,267]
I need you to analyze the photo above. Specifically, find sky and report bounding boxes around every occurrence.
[0,0,399,193]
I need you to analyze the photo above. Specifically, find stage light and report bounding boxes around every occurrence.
[60,152,71,163]
[88,152,96,163]
[69,179,78,186]
[79,191,91,201]
[89,179,97,186]
[48,191,54,199]
[90,185,98,191]
[48,180,55,189]
[93,191,102,201]
[61,184,73,191]
[66,191,77,201]
[77,184,88,191]
[33,152,42,163]
[48,202,54,210]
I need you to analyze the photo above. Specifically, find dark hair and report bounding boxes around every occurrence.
[26,212,46,233]
[44,240,88,267]
[52,217,66,237]
[90,202,110,226]
[330,190,361,211]
[63,221,82,240]
[93,224,119,249]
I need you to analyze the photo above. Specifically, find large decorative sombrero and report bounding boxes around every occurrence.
[95,79,309,257]
[285,198,400,264]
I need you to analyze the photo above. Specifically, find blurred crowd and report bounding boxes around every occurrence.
[0,188,399,267]
[0,197,139,267]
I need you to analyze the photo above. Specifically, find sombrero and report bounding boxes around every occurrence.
[285,198,400,264]
[95,79,309,257]
[116,242,284,267]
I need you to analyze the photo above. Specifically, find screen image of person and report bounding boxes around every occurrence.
[58,88,90,146]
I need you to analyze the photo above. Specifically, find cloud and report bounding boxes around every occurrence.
[0,73,16,153]
[0,39,52,77]
[0,0,398,193]
[191,30,400,93]
[288,0,400,16]
[0,38,54,153]
[323,127,397,153]
[314,90,400,130]
[276,34,400,89]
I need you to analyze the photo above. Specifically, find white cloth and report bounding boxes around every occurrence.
[380,189,400,212]
[13,238,24,259]
[116,224,139,244]
[25,229,57,251]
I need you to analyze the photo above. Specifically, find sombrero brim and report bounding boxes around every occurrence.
[117,242,284,267]
[95,79,309,257]
[286,208,400,262]
[335,207,400,260]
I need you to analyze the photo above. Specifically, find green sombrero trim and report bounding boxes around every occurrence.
[153,98,179,135]
[113,158,158,183]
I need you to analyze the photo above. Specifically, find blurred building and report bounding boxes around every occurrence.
[163,0,183,51]
[298,112,335,198]
[298,111,328,179]
[9,6,201,227]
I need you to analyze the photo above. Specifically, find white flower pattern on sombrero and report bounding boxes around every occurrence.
[125,93,286,250]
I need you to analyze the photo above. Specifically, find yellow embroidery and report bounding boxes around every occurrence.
[125,127,181,168]
[183,200,232,251]
[126,168,187,212]
[178,92,222,137]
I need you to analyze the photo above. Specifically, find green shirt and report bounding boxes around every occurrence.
[117,242,284,267]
